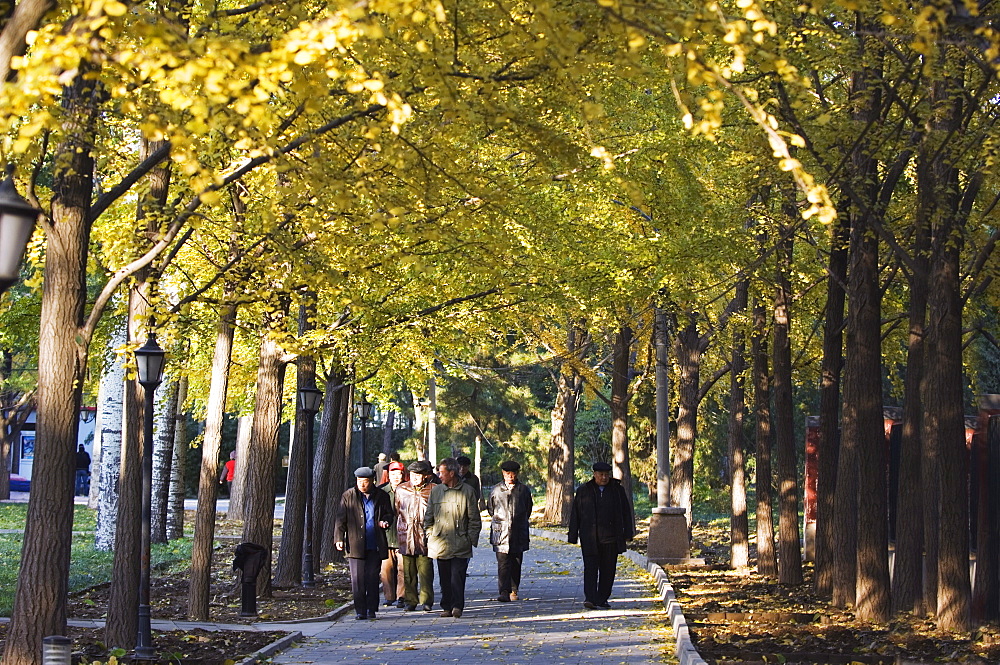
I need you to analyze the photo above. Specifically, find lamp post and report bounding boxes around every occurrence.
[0,169,40,294]
[298,385,323,588]
[356,395,373,468]
[134,331,166,661]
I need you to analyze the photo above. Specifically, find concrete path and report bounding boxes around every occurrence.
[269,533,669,665]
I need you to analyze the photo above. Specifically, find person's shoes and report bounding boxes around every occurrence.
[440,609,453,617]
[396,599,406,608]
[356,614,366,620]
[510,591,518,601]
[368,612,377,619]
[404,604,417,611]
[497,594,510,602]
[583,601,596,610]
[597,602,611,609]
[422,604,433,612]
[452,608,463,618]
[383,600,394,607]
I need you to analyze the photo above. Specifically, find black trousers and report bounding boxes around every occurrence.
[495,551,523,596]
[582,541,619,605]
[436,557,470,611]
[348,551,382,616]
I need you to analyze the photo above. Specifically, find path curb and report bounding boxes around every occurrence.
[531,527,707,665]
[235,630,302,665]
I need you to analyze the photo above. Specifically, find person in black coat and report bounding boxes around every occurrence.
[335,466,394,620]
[488,460,533,602]
[568,462,635,610]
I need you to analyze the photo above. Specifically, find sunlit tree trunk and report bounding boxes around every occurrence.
[94,324,126,549]
[752,300,776,577]
[151,379,178,544]
[611,324,633,500]
[322,383,352,564]
[729,280,749,569]
[312,369,344,571]
[166,375,189,540]
[228,413,252,520]
[671,315,702,526]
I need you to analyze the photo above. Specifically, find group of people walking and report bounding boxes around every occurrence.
[333,456,634,620]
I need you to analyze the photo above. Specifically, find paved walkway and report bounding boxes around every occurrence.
[269,533,669,665]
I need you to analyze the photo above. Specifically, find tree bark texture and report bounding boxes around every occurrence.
[544,362,580,526]
[322,383,352,565]
[312,370,343,571]
[166,374,189,540]
[3,70,95,665]
[729,281,749,569]
[752,300,777,577]
[151,379,178,544]
[228,413,252,520]
[274,304,315,587]
[94,324,127,549]
[815,208,848,598]
[773,226,802,585]
[671,315,704,526]
[241,305,291,597]
[188,300,236,620]
[611,325,633,500]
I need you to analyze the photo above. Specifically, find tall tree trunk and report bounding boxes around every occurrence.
[382,411,395,454]
[274,303,315,587]
[729,281,749,569]
[815,208,848,597]
[833,332,859,608]
[611,325,633,500]
[187,299,237,620]
[773,223,802,585]
[752,300,777,577]
[94,324,127,549]
[104,288,151,650]
[312,369,344,572]
[166,374,189,540]
[3,70,96,665]
[241,302,291,597]
[321,383,352,564]
[671,316,702,526]
[151,379,178,544]
[544,326,581,525]
[228,414,252,520]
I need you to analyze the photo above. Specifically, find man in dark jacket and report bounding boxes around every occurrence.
[335,466,394,620]
[488,460,532,602]
[568,462,635,610]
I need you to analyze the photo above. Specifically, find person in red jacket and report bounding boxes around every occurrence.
[219,451,236,496]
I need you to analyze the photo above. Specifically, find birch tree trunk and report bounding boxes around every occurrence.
[166,375,189,540]
[611,325,633,500]
[151,379,178,544]
[94,324,127,549]
[227,413,252,520]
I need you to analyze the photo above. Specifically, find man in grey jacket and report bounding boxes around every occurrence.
[425,457,482,618]
[488,460,532,602]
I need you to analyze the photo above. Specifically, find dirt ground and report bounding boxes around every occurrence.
[671,523,1000,664]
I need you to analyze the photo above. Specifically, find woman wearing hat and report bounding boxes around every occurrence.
[568,462,635,610]
[488,460,533,602]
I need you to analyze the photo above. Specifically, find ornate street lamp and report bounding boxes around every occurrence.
[134,331,166,661]
[297,385,323,588]
[0,170,39,294]
[356,395,373,468]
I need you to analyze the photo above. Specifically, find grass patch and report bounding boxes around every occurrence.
[0,533,193,616]
[0,502,98,531]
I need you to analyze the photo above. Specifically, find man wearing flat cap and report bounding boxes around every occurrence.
[395,459,436,611]
[488,460,533,602]
[568,461,635,610]
[335,466,394,620]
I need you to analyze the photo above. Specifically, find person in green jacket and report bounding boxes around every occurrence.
[424,457,482,618]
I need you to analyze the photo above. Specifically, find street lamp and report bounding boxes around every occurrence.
[356,395,373,468]
[297,385,323,588]
[134,331,166,662]
[0,170,39,294]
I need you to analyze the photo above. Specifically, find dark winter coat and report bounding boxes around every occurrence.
[568,478,635,556]
[334,486,393,560]
[488,481,532,554]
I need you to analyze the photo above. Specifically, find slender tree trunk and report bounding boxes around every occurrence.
[3,70,95,665]
[773,223,802,585]
[242,302,291,597]
[671,316,702,526]
[544,326,581,525]
[833,330,859,608]
[274,304,315,586]
[815,209,848,597]
[94,324,127,549]
[312,370,344,571]
[166,375,189,540]
[729,281,749,569]
[228,414,252,520]
[752,300,777,577]
[382,411,394,454]
[187,299,237,620]
[322,383,353,564]
[151,379,178,544]
[611,325,633,500]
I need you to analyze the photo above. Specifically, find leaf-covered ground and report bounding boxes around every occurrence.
[670,522,1000,664]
